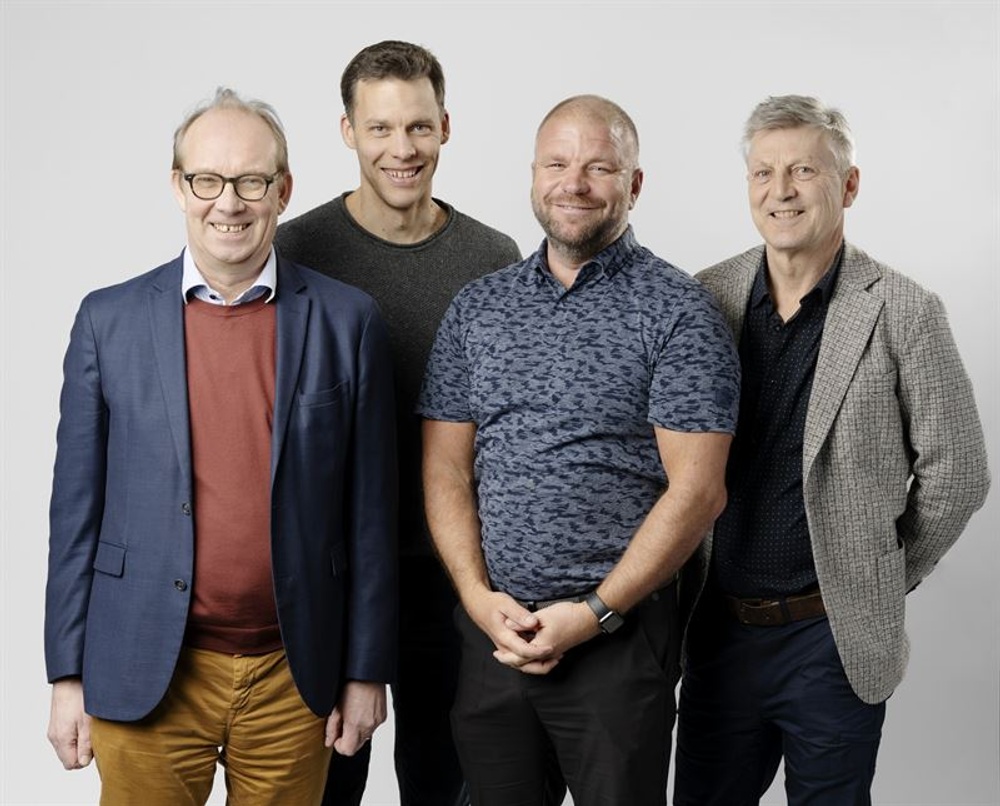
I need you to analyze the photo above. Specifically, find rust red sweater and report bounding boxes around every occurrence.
[182,297,282,655]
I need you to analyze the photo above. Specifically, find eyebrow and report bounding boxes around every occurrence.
[362,116,436,126]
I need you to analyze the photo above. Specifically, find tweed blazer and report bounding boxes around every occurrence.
[686,242,989,704]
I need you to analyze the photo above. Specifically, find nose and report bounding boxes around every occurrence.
[772,171,796,200]
[391,130,417,160]
[213,180,246,213]
[560,165,589,195]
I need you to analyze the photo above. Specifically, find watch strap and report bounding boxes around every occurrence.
[585,590,624,634]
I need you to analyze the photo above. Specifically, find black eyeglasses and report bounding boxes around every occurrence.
[181,172,279,201]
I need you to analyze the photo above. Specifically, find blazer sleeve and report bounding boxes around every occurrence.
[45,296,108,681]
[344,304,399,681]
[895,291,989,590]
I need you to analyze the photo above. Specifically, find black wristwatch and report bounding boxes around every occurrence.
[585,591,624,634]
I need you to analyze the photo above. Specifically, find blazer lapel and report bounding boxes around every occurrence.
[147,258,192,483]
[718,249,760,345]
[271,258,310,482]
[802,244,883,478]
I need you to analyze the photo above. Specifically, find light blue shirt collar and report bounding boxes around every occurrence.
[181,247,278,306]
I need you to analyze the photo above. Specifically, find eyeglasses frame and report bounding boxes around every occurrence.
[180,171,281,202]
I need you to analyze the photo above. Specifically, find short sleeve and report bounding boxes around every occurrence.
[416,294,474,422]
[647,284,740,433]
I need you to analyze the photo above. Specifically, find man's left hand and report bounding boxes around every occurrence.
[325,680,387,755]
[494,601,600,675]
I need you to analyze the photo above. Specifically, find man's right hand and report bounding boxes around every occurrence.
[466,589,561,672]
[48,678,92,769]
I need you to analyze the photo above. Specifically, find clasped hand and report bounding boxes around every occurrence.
[468,591,600,675]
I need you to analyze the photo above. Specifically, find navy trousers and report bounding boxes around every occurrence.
[674,595,886,806]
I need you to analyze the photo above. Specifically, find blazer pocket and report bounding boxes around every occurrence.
[848,362,897,393]
[876,545,906,627]
[841,365,902,441]
[93,541,126,577]
[298,382,347,409]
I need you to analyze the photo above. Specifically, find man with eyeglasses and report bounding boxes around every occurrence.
[44,87,398,805]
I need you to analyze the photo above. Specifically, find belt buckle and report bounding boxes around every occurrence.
[735,600,755,624]
[736,598,780,626]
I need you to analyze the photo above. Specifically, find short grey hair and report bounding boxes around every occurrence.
[742,95,855,174]
[172,87,289,173]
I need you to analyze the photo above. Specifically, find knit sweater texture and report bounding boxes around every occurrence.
[183,297,281,654]
[276,193,520,554]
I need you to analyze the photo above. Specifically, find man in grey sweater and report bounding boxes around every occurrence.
[276,40,546,806]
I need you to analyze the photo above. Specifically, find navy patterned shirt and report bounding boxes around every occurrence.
[418,228,740,600]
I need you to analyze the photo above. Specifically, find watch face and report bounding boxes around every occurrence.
[600,610,624,634]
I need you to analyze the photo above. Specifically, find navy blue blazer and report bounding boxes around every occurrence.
[45,254,398,721]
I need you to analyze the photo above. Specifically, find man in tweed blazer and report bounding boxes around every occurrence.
[673,95,989,806]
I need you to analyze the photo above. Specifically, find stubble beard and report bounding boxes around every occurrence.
[532,195,624,265]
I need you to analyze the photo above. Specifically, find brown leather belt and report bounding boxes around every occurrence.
[726,589,826,626]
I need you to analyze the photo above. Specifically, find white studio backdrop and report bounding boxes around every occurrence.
[2,2,997,804]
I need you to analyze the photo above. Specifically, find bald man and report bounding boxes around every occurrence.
[418,95,740,806]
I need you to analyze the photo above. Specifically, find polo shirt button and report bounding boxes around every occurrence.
[181,502,192,516]
[174,579,188,592]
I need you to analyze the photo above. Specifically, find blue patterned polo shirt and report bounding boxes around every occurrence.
[418,229,739,600]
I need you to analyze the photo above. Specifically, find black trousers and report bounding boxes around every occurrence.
[322,556,467,806]
[452,584,680,806]
[674,595,886,806]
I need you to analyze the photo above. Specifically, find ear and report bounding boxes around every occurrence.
[440,109,451,145]
[171,170,188,211]
[629,167,644,209]
[843,166,860,209]
[341,113,357,150]
[277,171,294,214]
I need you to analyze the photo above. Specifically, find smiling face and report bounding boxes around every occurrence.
[171,107,291,282]
[341,77,449,215]
[530,110,642,267]
[747,125,859,268]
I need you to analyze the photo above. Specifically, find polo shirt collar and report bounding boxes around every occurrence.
[526,226,640,286]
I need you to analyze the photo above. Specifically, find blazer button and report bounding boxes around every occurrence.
[181,502,192,516]
[174,579,188,592]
